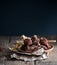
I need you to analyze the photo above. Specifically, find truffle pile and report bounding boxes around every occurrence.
[19,35,51,52]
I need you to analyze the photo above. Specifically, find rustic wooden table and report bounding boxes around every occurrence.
[0,36,57,65]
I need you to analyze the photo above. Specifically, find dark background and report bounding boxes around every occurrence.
[0,0,57,36]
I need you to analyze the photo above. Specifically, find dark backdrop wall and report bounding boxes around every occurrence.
[0,1,57,36]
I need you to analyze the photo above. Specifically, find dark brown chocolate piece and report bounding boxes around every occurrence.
[24,38,32,45]
[31,35,39,42]
[40,37,51,49]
